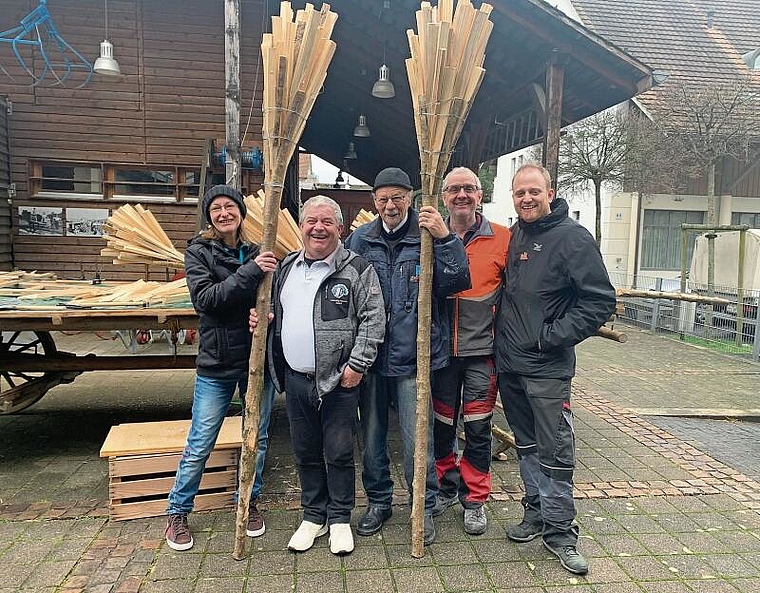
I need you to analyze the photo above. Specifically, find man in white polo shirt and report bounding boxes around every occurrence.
[266,195,385,556]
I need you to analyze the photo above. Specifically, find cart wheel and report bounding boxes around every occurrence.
[0,331,66,414]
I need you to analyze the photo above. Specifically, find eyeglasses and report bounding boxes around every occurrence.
[209,203,239,215]
[443,184,481,195]
[374,195,407,206]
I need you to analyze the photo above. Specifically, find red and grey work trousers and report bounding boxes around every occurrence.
[432,355,498,507]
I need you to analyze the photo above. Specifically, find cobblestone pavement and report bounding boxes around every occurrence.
[642,417,760,482]
[0,326,759,592]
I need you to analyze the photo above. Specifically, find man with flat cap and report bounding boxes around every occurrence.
[345,167,471,545]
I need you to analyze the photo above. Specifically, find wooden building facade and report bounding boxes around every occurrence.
[0,0,655,280]
[0,0,267,280]
[0,95,11,271]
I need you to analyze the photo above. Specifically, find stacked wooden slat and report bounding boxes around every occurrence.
[12,283,113,302]
[350,209,377,232]
[101,204,185,269]
[0,271,57,288]
[67,278,189,308]
[243,191,302,258]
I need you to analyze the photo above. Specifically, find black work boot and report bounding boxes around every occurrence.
[506,495,543,543]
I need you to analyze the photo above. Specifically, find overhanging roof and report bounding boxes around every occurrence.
[274,0,653,186]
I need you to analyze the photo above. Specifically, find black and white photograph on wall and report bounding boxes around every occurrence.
[66,208,109,237]
[18,206,63,236]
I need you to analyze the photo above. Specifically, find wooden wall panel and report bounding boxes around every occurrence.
[0,96,11,270]
[0,0,266,278]
[722,156,760,199]
[10,198,197,281]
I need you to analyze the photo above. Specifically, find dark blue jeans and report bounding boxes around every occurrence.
[359,373,438,513]
[285,368,359,525]
[167,372,276,515]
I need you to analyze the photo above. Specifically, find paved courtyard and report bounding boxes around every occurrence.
[0,325,759,592]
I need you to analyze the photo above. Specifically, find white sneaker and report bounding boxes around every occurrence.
[329,523,354,555]
[287,520,328,552]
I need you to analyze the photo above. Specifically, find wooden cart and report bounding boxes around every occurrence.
[0,307,198,414]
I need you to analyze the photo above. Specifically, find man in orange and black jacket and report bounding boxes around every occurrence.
[431,167,510,536]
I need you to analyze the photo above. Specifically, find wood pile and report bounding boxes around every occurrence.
[0,275,190,309]
[101,204,185,269]
[67,278,190,308]
[350,209,377,232]
[0,271,57,287]
[2,282,112,302]
[243,191,302,258]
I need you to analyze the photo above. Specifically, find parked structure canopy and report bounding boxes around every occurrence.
[282,0,654,186]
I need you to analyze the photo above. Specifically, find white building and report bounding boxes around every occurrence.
[487,0,760,286]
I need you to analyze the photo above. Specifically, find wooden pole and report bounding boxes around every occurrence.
[233,2,337,560]
[737,229,746,346]
[225,0,242,189]
[616,289,731,305]
[405,0,493,558]
[232,182,282,560]
[596,326,627,343]
[412,165,439,558]
[197,139,214,232]
[542,54,564,187]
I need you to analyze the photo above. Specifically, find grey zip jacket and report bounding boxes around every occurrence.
[267,243,386,398]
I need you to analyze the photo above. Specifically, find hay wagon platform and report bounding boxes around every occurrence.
[0,307,198,414]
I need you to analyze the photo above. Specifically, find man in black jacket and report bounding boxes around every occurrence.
[495,164,616,575]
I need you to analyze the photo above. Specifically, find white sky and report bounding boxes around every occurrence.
[310,155,369,186]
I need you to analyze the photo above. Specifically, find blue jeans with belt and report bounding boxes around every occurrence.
[167,372,275,515]
[359,373,438,513]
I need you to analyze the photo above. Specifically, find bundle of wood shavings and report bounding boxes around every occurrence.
[243,190,303,259]
[101,204,185,269]
[350,209,377,232]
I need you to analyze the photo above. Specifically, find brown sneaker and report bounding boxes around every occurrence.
[165,514,193,551]
[246,502,266,537]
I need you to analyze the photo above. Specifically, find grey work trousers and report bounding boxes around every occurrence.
[498,373,578,547]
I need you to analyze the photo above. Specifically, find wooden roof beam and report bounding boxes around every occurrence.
[493,4,647,96]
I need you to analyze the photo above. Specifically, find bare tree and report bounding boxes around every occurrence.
[557,107,676,246]
[655,76,760,302]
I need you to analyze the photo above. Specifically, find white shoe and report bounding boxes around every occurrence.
[329,523,354,555]
[287,520,328,552]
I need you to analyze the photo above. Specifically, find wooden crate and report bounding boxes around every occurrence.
[101,417,242,521]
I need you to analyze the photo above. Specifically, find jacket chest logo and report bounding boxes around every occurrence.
[532,242,543,252]
[330,283,349,300]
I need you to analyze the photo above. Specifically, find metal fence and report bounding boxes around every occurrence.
[609,272,760,362]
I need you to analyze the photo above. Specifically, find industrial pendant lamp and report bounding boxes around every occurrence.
[371,41,394,99]
[371,64,395,98]
[344,142,357,160]
[94,0,121,76]
[353,114,371,137]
